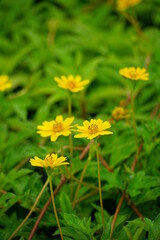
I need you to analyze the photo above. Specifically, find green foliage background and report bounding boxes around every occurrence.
[0,0,160,239]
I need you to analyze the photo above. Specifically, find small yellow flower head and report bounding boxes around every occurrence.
[117,0,142,11]
[37,115,74,142]
[54,75,90,93]
[112,106,130,121]
[30,153,69,169]
[0,75,12,91]
[119,67,149,81]
[74,119,113,140]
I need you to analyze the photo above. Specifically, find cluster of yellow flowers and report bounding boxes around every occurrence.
[27,67,150,239]
[30,67,149,169]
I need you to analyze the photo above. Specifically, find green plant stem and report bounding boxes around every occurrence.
[68,93,74,200]
[8,178,49,240]
[71,175,99,190]
[60,137,73,200]
[122,11,143,37]
[68,94,73,157]
[49,175,64,240]
[131,89,139,164]
[74,190,98,205]
[95,138,105,232]
[72,150,92,208]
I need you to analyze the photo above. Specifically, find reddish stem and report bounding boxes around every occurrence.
[131,143,143,171]
[79,141,94,160]
[99,154,113,172]
[28,175,67,240]
[110,191,126,238]
[126,195,144,221]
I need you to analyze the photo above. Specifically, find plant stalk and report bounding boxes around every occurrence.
[131,89,139,165]
[8,178,49,240]
[49,175,64,240]
[95,138,105,232]
[72,149,92,208]
[68,94,73,157]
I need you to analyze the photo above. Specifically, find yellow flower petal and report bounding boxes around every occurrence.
[74,119,113,140]
[119,67,149,81]
[0,75,12,91]
[37,115,74,142]
[54,75,90,93]
[30,154,69,169]
[56,115,63,122]
[50,134,58,142]
[30,157,45,168]
[117,0,142,11]
[64,117,74,127]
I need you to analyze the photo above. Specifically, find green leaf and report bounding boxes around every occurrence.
[127,171,160,197]
[54,227,89,240]
[145,214,160,240]
[60,191,72,214]
[63,213,93,237]
[110,130,136,167]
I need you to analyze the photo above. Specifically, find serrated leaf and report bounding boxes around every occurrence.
[60,191,72,214]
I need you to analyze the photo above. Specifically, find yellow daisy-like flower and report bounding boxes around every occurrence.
[119,67,149,81]
[0,75,12,91]
[30,153,69,169]
[112,106,130,121]
[74,119,113,140]
[54,75,90,93]
[117,0,142,11]
[37,115,74,142]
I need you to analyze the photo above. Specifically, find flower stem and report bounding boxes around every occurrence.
[8,178,49,240]
[60,137,73,200]
[131,89,139,165]
[72,150,92,208]
[122,12,143,37]
[68,94,73,157]
[68,93,74,200]
[49,175,64,240]
[95,139,105,232]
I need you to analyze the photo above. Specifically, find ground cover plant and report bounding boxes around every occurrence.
[0,0,160,239]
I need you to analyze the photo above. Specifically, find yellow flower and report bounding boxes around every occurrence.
[117,0,142,11]
[54,75,90,93]
[30,153,69,169]
[119,67,149,81]
[0,75,12,91]
[37,115,74,142]
[112,106,130,121]
[74,119,113,140]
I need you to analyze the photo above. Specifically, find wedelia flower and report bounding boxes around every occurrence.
[54,75,90,93]
[117,0,142,11]
[37,115,74,142]
[30,153,69,169]
[119,67,149,81]
[0,75,12,91]
[112,106,130,121]
[74,119,113,140]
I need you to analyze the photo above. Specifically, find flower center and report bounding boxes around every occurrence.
[53,122,64,132]
[67,80,77,89]
[116,108,124,116]
[130,70,137,78]
[45,154,54,165]
[88,124,98,134]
